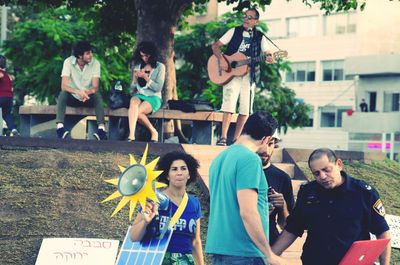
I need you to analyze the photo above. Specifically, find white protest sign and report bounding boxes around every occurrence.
[370,214,400,249]
[35,238,119,265]
[386,214,400,249]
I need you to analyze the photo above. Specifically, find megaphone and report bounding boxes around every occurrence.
[117,163,169,211]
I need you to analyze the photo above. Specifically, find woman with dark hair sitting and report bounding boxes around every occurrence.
[130,151,204,265]
[128,41,165,142]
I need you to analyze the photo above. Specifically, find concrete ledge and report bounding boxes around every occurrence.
[0,136,184,155]
[19,105,238,122]
[283,148,386,163]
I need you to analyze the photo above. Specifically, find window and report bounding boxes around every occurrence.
[384,92,400,112]
[393,93,400,111]
[324,13,357,35]
[263,19,282,38]
[321,112,335,127]
[287,16,318,38]
[286,62,316,82]
[320,106,351,127]
[305,107,314,127]
[322,60,344,81]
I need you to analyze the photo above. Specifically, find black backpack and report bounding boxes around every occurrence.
[168,99,214,113]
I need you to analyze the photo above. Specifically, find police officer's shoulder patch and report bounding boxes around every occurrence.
[373,199,386,216]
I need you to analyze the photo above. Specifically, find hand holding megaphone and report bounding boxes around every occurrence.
[142,201,159,224]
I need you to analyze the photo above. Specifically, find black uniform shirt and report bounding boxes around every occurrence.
[285,172,389,265]
[264,164,295,244]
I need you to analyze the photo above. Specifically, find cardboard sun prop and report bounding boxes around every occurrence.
[102,145,167,220]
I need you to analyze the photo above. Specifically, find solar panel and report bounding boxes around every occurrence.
[116,227,173,265]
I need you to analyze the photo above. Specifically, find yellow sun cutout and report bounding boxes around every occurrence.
[101,144,167,220]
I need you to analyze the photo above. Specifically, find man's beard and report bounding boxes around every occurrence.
[258,153,270,167]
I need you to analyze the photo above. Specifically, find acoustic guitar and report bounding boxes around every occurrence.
[207,50,288,85]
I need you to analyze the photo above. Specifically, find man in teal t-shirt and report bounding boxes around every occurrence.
[206,112,286,265]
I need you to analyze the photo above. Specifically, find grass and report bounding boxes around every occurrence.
[0,148,399,264]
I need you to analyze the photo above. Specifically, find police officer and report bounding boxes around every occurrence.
[272,148,391,265]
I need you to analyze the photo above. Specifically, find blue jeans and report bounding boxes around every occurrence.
[212,254,266,265]
[0,97,16,130]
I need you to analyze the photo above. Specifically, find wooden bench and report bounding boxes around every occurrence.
[19,105,237,144]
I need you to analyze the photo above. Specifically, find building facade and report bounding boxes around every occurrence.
[217,0,400,158]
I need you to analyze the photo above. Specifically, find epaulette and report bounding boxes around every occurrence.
[298,180,314,190]
[355,179,374,192]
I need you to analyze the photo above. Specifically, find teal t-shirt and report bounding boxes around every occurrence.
[205,144,269,257]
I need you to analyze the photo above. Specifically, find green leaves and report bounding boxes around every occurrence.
[174,12,311,131]
[4,6,134,104]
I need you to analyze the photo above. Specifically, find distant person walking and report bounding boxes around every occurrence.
[359,98,368,112]
[0,55,19,136]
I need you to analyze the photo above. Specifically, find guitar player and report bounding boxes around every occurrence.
[211,8,274,146]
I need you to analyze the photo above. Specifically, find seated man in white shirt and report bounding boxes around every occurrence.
[55,41,107,140]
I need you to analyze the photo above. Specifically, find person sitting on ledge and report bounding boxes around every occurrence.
[127,41,165,142]
[55,41,107,140]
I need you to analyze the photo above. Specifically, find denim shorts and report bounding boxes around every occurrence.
[212,254,266,265]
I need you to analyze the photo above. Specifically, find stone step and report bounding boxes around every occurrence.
[291,179,308,199]
[271,148,283,163]
[274,162,295,179]
[182,144,302,194]
[182,144,283,162]
[280,231,307,264]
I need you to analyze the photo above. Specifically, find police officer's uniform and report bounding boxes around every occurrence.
[285,171,389,265]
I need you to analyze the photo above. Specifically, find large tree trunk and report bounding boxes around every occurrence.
[134,0,193,140]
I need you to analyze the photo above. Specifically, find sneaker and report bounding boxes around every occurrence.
[10,129,20,137]
[56,127,69,139]
[93,128,107,140]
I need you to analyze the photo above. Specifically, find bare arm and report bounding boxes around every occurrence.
[85,76,99,95]
[237,189,285,265]
[268,189,289,229]
[271,229,297,255]
[211,40,224,60]
[61,76,89,101]
[192,219,204,265]
[277,203,289,230]
[130,203,158,242]
[130,213,150,242]
[377,230,391,265]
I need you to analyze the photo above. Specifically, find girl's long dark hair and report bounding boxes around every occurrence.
[132,41,158,68]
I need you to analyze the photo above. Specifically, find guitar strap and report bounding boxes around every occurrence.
[159,192,189,239]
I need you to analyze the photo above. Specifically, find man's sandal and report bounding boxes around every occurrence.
[216,138,227,146]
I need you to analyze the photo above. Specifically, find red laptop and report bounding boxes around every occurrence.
[339,238,390,265]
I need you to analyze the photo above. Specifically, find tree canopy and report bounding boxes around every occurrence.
[3,6,133,104]
[1,0,368,134]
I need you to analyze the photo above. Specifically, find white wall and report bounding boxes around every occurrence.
[216,0,400,150]
[280,127,349,150]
